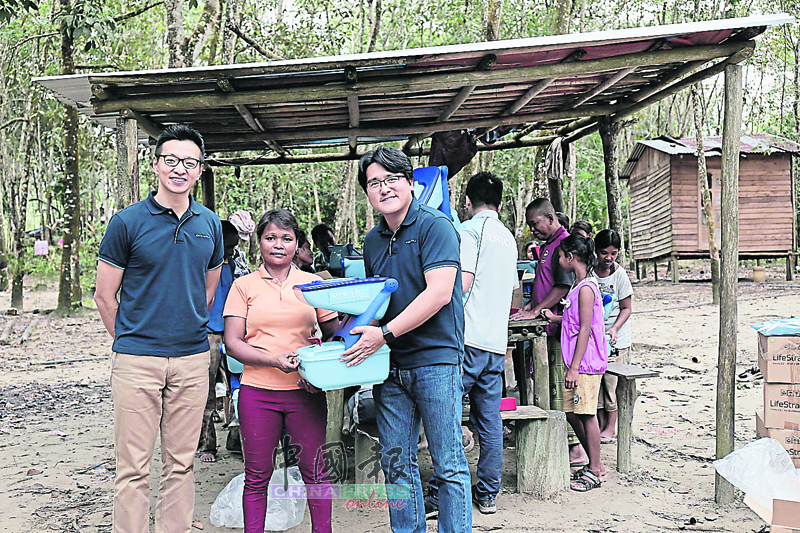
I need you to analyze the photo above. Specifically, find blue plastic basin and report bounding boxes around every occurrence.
[297,341,390,390]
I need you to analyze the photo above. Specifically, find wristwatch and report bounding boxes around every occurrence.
[381,325,395,344]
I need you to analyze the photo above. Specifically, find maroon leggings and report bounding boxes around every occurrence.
[238,385,331,533]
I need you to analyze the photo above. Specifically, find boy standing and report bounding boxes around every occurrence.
[342,146,471,533]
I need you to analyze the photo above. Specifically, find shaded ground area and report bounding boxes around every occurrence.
[1,260,798,532]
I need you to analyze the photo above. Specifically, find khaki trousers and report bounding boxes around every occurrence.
[111,351,209,533]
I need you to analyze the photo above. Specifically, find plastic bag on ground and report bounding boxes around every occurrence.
[713,437,800,511]
[209,466,306,530]
[265,465,306,531]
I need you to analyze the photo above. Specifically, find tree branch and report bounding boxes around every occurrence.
[0,117,28,131]
[226,22,284,60]
[114,1,165,22]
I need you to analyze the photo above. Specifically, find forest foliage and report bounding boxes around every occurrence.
[0,0,798,312]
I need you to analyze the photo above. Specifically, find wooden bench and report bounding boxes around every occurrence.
[464,405,568,499]
[606,362,660,474]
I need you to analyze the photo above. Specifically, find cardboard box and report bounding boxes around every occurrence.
[756,410,800,468]
[744,494,800,531]
[764,382,800,430]
[757,332,800,383]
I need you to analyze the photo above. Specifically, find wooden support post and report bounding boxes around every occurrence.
[326,389,345,446]
[354,424,385,486]
[670,256,679,284]
[513,340,535,406]
[616,377,637,474]
[516,410,569,498]
[531,335,550,410]
[653,261,658,282]
[599,116,626,262]
[201,167,215,211]
[787,254,795,282]
[115,117,139,211]
[716,63,742,505]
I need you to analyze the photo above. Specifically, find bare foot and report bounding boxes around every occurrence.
[200,452,216,463]
[569,443,588,465]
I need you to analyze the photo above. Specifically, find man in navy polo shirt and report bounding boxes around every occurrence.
[94,124,223,533]
[342,146,471,533]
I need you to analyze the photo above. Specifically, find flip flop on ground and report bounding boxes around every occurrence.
[600,435,616,444]
[571,470,602,492]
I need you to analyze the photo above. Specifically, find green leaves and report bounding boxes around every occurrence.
[0,0,38,24]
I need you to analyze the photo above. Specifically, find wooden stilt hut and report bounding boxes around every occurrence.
[621,133,799,281]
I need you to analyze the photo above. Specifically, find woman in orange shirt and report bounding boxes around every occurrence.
[224,209,339,533]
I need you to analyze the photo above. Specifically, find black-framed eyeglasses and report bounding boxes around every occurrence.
[366,174,405,190]
[158,154,202,170]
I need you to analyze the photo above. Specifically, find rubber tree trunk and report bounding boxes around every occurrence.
[9,97,35,310]
[57,7,82,313]
[690,85,721,305]
[715,63,742,506]
[599,116,626,262]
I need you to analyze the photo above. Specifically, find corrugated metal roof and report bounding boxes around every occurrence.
[621,132,799,178]
[33,13,794,155]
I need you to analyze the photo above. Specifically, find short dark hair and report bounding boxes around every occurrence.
[154,124,205,162]
[556,212,570,228]
[296,228,309,249]
[570,220,593,237]
[358,146,413,192]
[595,228,622,250]
[558,233,597,273]
[526,198,555,218]
[256,208,300,240]
[465,171,503,209]
[311,223,334,243]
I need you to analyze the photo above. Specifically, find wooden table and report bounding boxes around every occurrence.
[507,318,550,409]
[606,362,660,473]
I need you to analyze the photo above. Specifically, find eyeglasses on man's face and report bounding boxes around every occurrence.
[157,154,202,170]
[366,174,405,191]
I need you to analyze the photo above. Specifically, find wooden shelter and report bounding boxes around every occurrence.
[33,13,795,503]
[621,134,799,281]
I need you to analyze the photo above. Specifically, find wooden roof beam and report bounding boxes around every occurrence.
[93,41,752,115]
[569,66,636,108]
[207,133,559,166]
[120,108,162,139]
[563,42,756,145]
[346,67,359,152]
[92,84,114,101]
[217,78,286,156]
[204,105,616,147]
[403,54,496,151]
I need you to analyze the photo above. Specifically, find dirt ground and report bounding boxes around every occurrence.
[1,260,798,533]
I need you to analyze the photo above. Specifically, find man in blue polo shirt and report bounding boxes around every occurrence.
[342,146,471,533]
[94,125,223,533]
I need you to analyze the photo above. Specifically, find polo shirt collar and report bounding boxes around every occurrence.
[378,197,420,234]
[145,191,202,216]
[546,225,568,246]
[259,263,299,281]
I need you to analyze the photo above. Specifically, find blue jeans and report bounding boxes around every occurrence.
[430,346,504,499]
[373,363,472,533]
